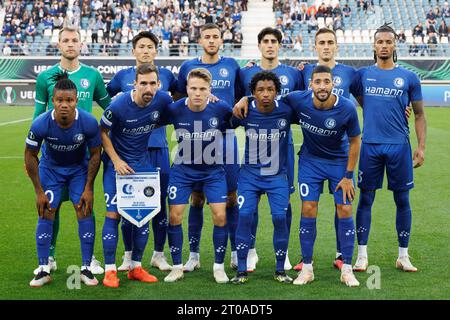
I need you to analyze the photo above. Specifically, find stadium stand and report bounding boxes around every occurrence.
[274,0,450,57]
[0,0,448,57]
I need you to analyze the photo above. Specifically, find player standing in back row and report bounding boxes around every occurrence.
[32,27,111,276]
[175,23,241,272]
[352,23,427,272]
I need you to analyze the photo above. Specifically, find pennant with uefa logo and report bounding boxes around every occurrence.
[116,168,161,227]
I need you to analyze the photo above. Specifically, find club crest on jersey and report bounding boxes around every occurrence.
[28,131,35,140]
[333,76,342,86]
[104,110,113,120]
[219,68,229,77]
[209,117,219,128]
[393,77,404,88]
[122,184,134,195]
[324,118,336,129]
[151,111,160,121]
[277,119,287,129]
[73,133,85,143]
[80,78,90,89]
[279,75,289,85]
[144,186,155,197]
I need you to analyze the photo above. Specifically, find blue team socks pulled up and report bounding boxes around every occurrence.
[36,218,54,266]
[168,224,183,265]
[78,216,95,267]
[102,217,120,265]
[394,190,412,249]
[334,208,341,254]
[356,190,376,245]
[121,217,133,252]
[299,217,317,264]
[188,206,203,253]
[131,222,150,262]
[250,208,258,249]
[236,214,252,272]
[213,225,227,264]
[226,205,238,251]
[338,216,356,265]
[273,214,288,272]
[152,201,168,252]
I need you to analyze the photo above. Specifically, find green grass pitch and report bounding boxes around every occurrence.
[0,105,449,300]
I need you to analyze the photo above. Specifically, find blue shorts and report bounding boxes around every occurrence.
[287,142,295,194]
[358,143,414,191]
[39,165,87,209]
[298,157,352,205]
[168,165,228,205]
[193,133,240,193]
[237,169,289,217]
[148,147,170,198]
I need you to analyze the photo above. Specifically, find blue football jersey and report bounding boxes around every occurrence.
[100,90,173,167]
[106,66,177,149]
[239,63,304,97]
[26,108,101,168]
[176,56,240,106]
[162,98,233,171]
[283,91,361,163]
[353,64,422,144]
[231,99,296,176]
[301,62,358,98]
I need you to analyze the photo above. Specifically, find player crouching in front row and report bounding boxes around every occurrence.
[26,73,102,287]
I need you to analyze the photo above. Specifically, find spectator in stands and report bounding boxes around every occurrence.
[434,6,442,18]
[413,22,425,39]
[169,38,180,56]
[343,3,351,18]
[357,0,368,12]
[2,43,12,56]
[232,7,242,23]
[438,20,449,37]
[20,39,30,56]
[2,22,12,36]
[307,14,319,33]
[427,32,438,56]
[332,3,342,18]
[293,34,303,52]
[426,21,437,35]
[307,4,318,17]
[104,15,112,42]
[426,8,437,26]
[234,31,243,50]
[443,2,450,17]
[25,18,37,41]
[14,27,23,43]
[281,32,294,50]
[81,41,90,56]
[46,42,58,56]
[5,33,14,45]
[241,0,248,11]
[333,15,345,32]
[43,14,53,30]
[53,12,64,30]
[398,30,407,43]
[316,2,330,18]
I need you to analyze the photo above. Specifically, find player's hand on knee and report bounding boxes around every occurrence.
[36,192,51,218]
[233,96,249,119]
[113,159,135,175]
[335,178,355,204]
[78,189,93,216]
[405,106,412,119]
[413,148,425,168]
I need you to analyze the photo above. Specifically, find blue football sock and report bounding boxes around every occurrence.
[121,217,133,252]
[338,217,356,265]
[188,206,203,253]
[394,190,412,249]
[102,217,120,265]
[226,204,239,251]
[356,190,376,245]
[152,199,168,252]
[335,208,341,254]
[78,216,95,266]
[299,217,317,264]
[213,225,227,264]
[250,208,258,249]
[131,222,150,262]
[168,224,183,265]
[235,214,252,272]
[286,203,292,238]
[36,218,54,266]
[273,214,288,272]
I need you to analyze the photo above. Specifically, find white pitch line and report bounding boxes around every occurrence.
[0,156,22,159]
[0,118,32,127]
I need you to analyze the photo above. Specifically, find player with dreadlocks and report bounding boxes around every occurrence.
[25,72,102,287]
[351,23,427,272]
